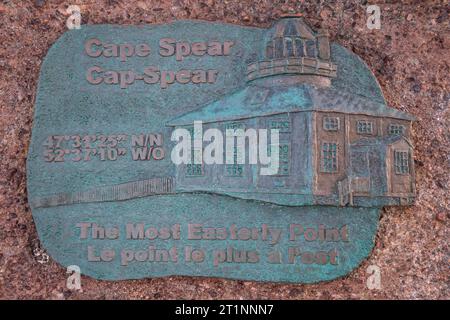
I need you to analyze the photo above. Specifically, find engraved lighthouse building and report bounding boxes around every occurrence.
[168,16,416,208]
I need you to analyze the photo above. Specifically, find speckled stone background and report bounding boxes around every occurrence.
[0,0,448,300]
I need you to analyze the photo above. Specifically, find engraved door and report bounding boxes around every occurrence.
[350,150,371,195]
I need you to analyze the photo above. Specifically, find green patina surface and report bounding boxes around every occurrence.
[27,20,386,282]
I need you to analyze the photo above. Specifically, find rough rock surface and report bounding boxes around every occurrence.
[0,0,448,299]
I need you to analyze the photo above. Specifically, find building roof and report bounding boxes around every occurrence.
[166,84,416,126]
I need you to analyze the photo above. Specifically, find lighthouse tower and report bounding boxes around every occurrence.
[247,14,337,87]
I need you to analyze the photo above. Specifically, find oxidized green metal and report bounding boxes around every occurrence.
[27,16,415,282]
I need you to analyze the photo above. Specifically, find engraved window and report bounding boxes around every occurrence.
[321,142,338,173]
[186,126,203,177]
[186,163,203,176]
[356,120,374,134]
[266,41,274,59]
[305,40,317,58]
[389,124,405,135]
[294,38,304,57]
[394,150,409,175]
[274,38,284,59]
[268,143,290,175]
[225,122,244,177]
[284,37,295,57]
[269,119,290,133]
[323,117,340,131]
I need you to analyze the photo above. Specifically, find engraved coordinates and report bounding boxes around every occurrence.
[43,133,165,162]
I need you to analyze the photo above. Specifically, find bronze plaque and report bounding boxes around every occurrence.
[27,16,415,282]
